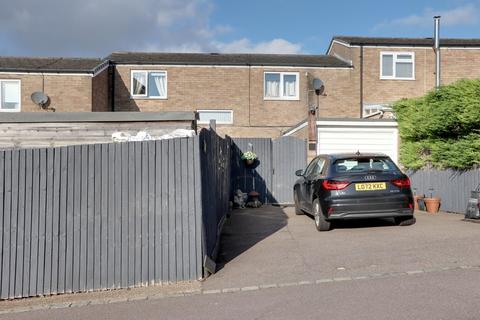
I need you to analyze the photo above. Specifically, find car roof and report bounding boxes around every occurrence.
[318,153,390,161]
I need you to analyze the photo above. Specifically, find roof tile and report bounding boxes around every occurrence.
[0,57,105,73]
[333,36,480,47]
[107,52,351,68]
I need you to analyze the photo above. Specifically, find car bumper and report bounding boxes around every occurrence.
[327,208,414,220]
[321,192,414,220]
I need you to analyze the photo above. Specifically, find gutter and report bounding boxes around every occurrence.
[0,69,94,75]
[0,112,197,123]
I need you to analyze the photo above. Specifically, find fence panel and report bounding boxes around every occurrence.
[272,137,307,204]
[0,135,218,299]
[199,130,231,264]
[0,128,273,299]
[409,168,480,213]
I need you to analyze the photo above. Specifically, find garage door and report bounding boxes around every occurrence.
[317,120,399,163]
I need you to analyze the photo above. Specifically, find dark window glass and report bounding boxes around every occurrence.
[333,157,399,173]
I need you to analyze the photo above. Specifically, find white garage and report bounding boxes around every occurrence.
[317,119,399,163]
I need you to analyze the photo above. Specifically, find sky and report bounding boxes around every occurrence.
[0,0,479,58]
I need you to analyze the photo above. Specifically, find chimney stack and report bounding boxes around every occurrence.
[434,16,441,89]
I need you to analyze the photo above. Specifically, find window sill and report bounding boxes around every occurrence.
[198,122,233,125]
[264,97,300,101]
[0,109,21,112]
[130,96,168,100]
[379,77,416,81]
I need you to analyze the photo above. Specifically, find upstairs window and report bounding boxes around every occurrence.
[380,52,414,80]
[264,72,299,100]
[0,80,21,112]
[131,70,167,98]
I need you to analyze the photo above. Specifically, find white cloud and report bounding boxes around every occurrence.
[0,0,304,57]
[213,38,303,54]
[373,3,479,31]
[145,38,303,54]
[156,0,206,27]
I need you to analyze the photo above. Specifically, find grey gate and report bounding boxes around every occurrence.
[272,136,307,204]
[230,136,306,205]
[231,138,273,204]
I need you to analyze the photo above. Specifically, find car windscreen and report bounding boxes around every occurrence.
[332,157,400,174]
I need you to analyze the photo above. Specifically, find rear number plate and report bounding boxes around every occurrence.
[355,182,386,191]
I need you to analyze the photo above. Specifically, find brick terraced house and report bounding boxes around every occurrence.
[0,56,110,113]
[327,36,480,117]
[108,52,356,137]
[1,36,480,139]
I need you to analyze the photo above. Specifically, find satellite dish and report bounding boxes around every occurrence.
[31,91,49,108]
[313,78,325,96]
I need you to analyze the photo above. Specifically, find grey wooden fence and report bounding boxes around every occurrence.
[409,168,480,213]
[231,136,307,204]
[0,128,229,299]
[199,130,231,267]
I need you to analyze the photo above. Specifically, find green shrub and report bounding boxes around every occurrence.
[393,79,480,170]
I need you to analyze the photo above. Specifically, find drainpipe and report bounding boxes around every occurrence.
[308,78,324,160]
[434,16,441,89]
[308,98,318,154]
[110,62,115,111]
[359,45,364,117]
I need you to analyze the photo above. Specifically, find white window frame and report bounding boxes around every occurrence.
[264,72,300,100]
[0,79,21,112]
[380,52,415,80]
[130,70,168,99]
[197,109,234,125]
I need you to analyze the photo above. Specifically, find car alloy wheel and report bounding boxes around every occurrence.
[313,199,331,232]
[294,190,303,215]
[314,203,321,226]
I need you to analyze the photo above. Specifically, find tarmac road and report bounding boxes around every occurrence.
[5,268,480,320]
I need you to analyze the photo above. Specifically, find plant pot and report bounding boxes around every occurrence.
[244,159,255,166]
[424,197,441,214]
[413,195,425,211]
[417,198,426,211]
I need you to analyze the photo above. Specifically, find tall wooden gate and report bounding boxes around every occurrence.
[230,136,307,204]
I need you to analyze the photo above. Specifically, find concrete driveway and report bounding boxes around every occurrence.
[203,206,480,291]
[3,206,480,320]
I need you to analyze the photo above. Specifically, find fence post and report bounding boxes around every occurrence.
[209,119,217,132]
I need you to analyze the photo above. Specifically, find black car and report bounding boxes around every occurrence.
[293,153,415,231]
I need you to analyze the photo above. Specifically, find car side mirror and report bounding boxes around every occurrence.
[295,169,304,177]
